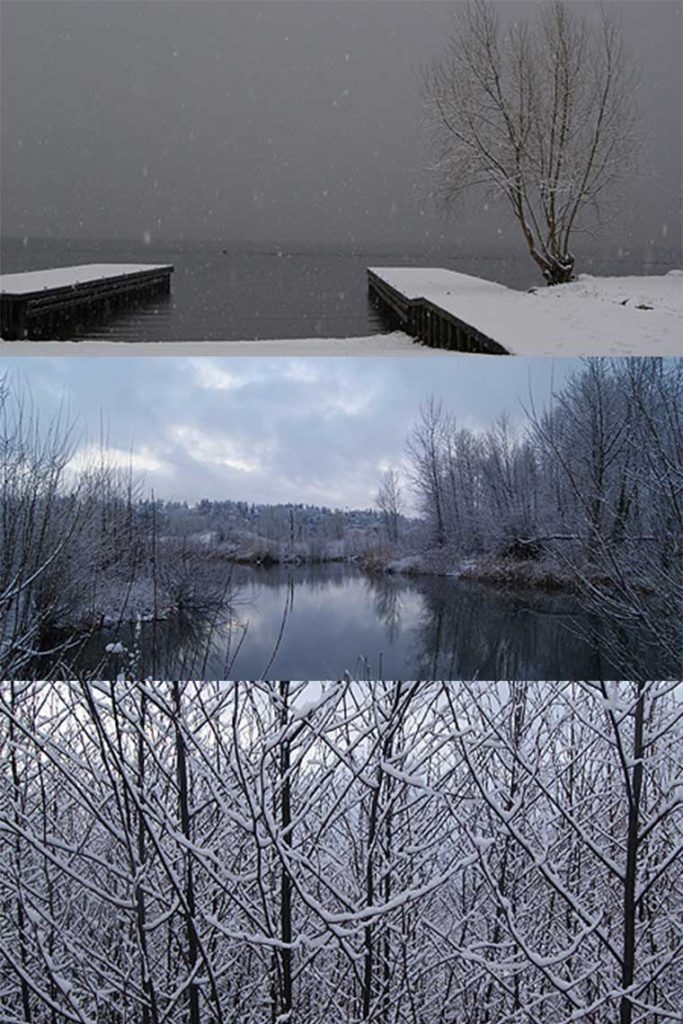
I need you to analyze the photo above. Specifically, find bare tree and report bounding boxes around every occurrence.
[528,359,682,677]
[423,0,640,284]
[0,380,88,677]
[376,468,403,545]
[407,397,447,545]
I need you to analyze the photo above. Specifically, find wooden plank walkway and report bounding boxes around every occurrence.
[0,263,173,339]
[368,267,509,354]
[368,267,683,356]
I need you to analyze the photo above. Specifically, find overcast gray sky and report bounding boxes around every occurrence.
[1,1,680,255]
[1,355,579,508]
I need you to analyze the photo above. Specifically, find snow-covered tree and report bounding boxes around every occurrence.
[376,469,403,545]
[423,0,640,284]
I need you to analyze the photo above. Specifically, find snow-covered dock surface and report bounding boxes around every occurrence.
[0,263,175,340]
[0,332,443,356]
[370,267,683,355]
[0,264,172,295]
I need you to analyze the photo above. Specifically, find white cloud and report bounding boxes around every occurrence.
[170,424,268,474]
[68,445,169,475]
[0,355,580,508]
[191,360,247,392]
[281,361,320,384]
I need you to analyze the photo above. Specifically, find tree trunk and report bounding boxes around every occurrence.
[172,683,201,1024]
[279,681,294,1023]
[542,252,576,285]
[620,683,645,1024]
[136,688,160,1024]
[9,683,32,1023]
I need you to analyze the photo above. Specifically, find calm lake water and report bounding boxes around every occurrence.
[2,237,677,341]
[66,564,656,680]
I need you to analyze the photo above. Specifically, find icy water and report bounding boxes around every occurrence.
[1,237,677,341]
[69,564,655,680]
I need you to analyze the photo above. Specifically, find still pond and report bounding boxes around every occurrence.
[69,564,655,680]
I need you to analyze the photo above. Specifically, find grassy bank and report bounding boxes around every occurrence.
[362,548,579,593]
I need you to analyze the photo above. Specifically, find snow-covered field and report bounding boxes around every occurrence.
[370,267,683,355]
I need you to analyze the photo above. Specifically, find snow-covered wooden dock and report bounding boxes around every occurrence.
[0,263,173,339]
[368,267,683,356]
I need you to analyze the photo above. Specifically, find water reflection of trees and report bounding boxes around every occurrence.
[560,610,674,681]
[362,574,416,644]
[234,563,356,594]
[364,572,666,679]
[151,607,233,678]
[66,604,234,680]
[407,578,623,680]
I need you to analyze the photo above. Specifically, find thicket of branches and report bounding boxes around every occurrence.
[1,682,680,1024]
[0,383,232,680]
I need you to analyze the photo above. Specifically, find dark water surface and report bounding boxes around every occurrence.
[2,237,677,341]
[69,564,655,680]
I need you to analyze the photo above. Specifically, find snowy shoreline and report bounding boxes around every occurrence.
[1,271,680,354]
[365,550,579,593]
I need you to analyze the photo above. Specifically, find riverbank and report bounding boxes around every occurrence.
[28,538,649,638]
[365,549,578,593]
[194,541,583,596]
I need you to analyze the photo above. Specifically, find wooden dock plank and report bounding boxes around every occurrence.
[0,263,173,340]
[368,267,683,355]
[367,268,508,354]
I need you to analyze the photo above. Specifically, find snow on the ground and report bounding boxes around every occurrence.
[370,267,683,355]
[544,273,683,318]
[0,332,445,356]
[0,264,172,294]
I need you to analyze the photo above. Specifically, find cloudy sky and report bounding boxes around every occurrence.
[1,1,681,256]
[1,355,579,509]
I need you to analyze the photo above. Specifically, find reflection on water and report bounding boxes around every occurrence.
[26,286,173,341]
[62,564,658,680]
